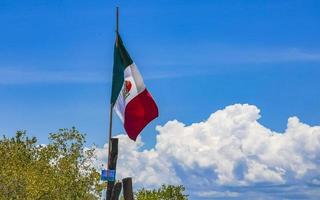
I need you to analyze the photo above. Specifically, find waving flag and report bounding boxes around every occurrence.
[111,33,158,141]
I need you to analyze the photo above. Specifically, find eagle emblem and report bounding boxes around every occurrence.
[123,80,132,99]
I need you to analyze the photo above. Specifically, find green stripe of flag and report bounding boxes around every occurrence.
[111,33,133,105]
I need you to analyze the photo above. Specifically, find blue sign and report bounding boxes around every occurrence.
[101,169,116,182]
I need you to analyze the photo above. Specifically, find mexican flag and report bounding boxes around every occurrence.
[111,33,158,141]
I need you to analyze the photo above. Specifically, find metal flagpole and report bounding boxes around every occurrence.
[107,105,113,156]
[108,7,119,155]
[105,7,119,200]
[116,7,119,37]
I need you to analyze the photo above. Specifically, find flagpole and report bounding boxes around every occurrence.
[108,6,119,156]
[106,7,119,200]
[108,105,113,154]
[116,7,119,35]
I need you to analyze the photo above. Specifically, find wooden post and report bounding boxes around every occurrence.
[106,138,118,200]
[123,177,134,200]
[110,181,122,200]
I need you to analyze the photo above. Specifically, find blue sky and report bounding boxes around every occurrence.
[1,1,320,199]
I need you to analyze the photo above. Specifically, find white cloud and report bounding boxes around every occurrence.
[0,68,107,84]
[311,178,320,186]
[94,134,181,188]
[195,190,239,198]
[94,104,320,199]
[146,46,320,68]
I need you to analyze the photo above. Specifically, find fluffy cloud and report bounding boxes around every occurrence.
[95,104,320,199]
[94,135,181,187]
[195,190,239,198]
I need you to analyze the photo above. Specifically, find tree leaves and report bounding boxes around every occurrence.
[135,185,188,200]
[0,128,104,200]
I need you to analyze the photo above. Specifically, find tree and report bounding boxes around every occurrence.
[0,128,104,200]
[135,185,188,200]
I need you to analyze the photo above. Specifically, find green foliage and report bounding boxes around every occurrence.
[135,185,188,200]
[0,128,104,200]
